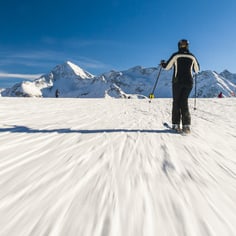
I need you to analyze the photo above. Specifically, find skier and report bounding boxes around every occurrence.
[55,89,60,98]
[218,92,223,98]
[161,39,200,133]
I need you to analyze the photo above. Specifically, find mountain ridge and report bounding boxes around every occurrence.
[1,61,236,98]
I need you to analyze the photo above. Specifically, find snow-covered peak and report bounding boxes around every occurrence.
[220,70,236,81]
[1,61,236,98]
[51,61,94,79]
[126,65,157,76]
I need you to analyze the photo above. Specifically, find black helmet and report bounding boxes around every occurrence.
[178,39,189,50]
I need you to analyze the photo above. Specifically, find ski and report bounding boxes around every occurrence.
[163,122,181,134]
[163,122,172,129]
[163,122,190,135]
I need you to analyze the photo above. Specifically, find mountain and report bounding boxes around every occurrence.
[195,70,236,98]
[1,61,236,98]
[1,61,94,98]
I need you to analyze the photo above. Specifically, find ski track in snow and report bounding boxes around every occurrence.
[0,98,236,236]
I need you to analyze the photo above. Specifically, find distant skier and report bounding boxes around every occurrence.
[55,89,60,98]
[161,39,200,133]
[218,92,223,98]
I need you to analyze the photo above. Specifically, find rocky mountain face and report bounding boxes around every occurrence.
[1,61,236,98]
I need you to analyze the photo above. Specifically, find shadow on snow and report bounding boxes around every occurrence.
[0,125,174,134]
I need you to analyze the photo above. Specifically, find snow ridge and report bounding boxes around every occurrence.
[1,61,236,98]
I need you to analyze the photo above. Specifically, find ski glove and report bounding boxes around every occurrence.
[160,60,166,68]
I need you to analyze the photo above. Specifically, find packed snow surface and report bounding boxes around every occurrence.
[0,98,236,236]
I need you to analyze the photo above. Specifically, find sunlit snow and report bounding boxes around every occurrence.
[0,97,235,236]
[1,61,236,98]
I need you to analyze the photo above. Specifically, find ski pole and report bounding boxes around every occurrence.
[194,73,197,110]
[149,65,162,101]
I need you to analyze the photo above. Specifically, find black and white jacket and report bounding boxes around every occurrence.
[162,49,200,85]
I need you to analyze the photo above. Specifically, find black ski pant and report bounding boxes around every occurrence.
[172,83,193,126]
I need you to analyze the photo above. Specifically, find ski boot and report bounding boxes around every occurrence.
[172,124,182,133]
[182,125,191,134]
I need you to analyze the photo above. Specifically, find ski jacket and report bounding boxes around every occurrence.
[162,49,200,85]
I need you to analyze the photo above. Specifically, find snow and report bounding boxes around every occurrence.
[21,81,43,97]
[0,97,236,236]
[1,61,236,98]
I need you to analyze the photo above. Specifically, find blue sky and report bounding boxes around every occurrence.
[0,0,236,87]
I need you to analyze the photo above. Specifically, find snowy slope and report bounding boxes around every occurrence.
[0,98,236,236]
[1,61,95,98]
[1,61,236,98]
[195,70,236,98]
